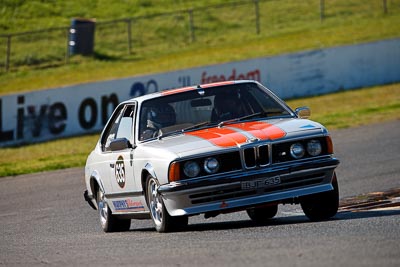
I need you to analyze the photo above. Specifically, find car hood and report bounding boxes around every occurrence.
[141,118,326,158]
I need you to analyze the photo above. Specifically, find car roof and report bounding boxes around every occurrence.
[121,80,260,104]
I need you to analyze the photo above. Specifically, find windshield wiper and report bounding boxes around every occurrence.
[218,111,268,127]
[158,121,215,140]
[157,130,181,140]
[182,121,215,132]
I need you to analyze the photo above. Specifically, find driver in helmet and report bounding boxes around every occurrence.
[141,103,176,140]
[212,90,245,122]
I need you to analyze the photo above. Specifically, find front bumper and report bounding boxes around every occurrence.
[158,156,339,216]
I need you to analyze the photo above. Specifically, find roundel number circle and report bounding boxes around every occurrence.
[115,156,126,188]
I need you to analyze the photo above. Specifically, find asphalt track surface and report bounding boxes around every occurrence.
[1,120,399,266]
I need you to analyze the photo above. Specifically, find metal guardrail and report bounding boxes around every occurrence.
[0,0,395,72]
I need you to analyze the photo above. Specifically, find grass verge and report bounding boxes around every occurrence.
[0,83,399,177]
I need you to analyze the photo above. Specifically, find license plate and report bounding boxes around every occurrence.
[241,176,281,190]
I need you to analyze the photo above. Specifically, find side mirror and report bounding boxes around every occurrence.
[109,138,133,151]
[295,106,311,119]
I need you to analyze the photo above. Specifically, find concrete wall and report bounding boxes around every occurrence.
[1,38,399,147]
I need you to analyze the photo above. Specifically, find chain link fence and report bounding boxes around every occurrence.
[0,0,398,72]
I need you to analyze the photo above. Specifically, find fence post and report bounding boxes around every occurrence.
[383,0,388,14]
[65,28,70,64]
[127,19,132,55]
[254,0,260,34]
[188,9,195,42]
[5,35,11,72]
[320,0,325,22]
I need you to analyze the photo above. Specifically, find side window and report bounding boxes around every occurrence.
[116,105,135,141]
[101,104,136,152]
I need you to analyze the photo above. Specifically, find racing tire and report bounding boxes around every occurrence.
[300,172,339,221]
[97,190,131,232]
[246,205,278,224]
[146,175,188,233]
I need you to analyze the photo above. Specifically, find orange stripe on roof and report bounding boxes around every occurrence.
[161,86,195,95]
[201,81,235,88]
[161,81,235,96]
[186,127,247,147]
[230,121,286,140]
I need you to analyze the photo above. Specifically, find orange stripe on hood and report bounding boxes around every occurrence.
[230,121,286,140]
[186,127,247,147]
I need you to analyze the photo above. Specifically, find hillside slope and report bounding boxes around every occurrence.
[0,0,399,95]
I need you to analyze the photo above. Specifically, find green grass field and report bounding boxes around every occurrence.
[1,0,400,94]
[0,0,399,177]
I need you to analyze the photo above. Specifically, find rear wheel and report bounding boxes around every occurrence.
[247,205,278,224]
[146,175,188,233]
[97,190,131,232]
[300,172,339,221]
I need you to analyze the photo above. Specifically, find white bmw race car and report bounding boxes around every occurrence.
[84,80,340,232]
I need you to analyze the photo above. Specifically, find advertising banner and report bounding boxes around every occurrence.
[1,38,399,147]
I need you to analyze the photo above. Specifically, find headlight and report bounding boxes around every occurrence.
[307,140,322,156]
[204,157,220,174]
[183,161,200,178]
[290,143,305,159]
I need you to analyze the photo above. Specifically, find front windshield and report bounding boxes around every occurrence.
[139,82,292,141]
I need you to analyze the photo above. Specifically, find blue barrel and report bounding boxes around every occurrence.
[69,18,96,56]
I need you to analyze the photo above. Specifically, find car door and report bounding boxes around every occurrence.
[100,104,137,194]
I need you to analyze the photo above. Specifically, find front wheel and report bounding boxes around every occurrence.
[300,172,339,221]
[146,175,188,233]
[97,190,131,232]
